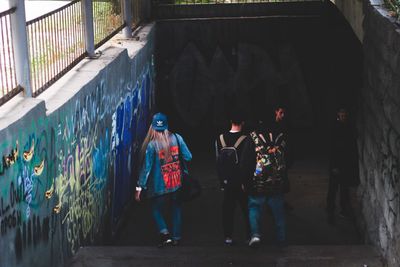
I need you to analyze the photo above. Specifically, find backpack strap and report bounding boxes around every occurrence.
[234,135,246,148]
[219,134,227,148]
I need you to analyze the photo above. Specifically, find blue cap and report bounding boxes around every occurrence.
[152,113,168,131]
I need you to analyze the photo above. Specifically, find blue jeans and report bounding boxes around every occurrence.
[151,191,182,240]
[248,194,286,242]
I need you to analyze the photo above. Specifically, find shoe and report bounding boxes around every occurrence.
[224,237,233,245]
[158,233,172,247]
[248,236,261,248]
[172,239,180,246]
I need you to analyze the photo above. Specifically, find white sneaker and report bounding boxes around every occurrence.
[224,238,233,245]
[248,236,261,247]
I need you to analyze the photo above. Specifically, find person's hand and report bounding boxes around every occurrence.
[135,190,141,202]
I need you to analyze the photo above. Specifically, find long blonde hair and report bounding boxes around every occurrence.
[140,125,172,164]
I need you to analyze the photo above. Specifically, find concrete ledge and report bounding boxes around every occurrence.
[0,23,155,121]
[154,2,324,19]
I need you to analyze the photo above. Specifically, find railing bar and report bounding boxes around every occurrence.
[94,23,125,49]
[74,2,79,59]
[26,0,80,25]
[55,11,61,78]
[0,7,16,18]
[39,20,49,90]
[40,20,48,90]
[46,15,52,83]
[100,1,105,42]
[37,21,43,92]
[2,16,12,93]
[27,25,33,93]
[6,14,14,91]
[68,5,73,62]
[33,22,39,92]
[61,8,66,71]
[48,12,55,82]
[0,16,6,95]
[75,2,80,57]
[100,0,104,44]
[93,0,97,43]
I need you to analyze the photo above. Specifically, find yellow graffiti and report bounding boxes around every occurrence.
[45,188,53,199]
[23,139,35,162]
[53,203,61,214]
[4,140,19,167]
[34,160,45,176]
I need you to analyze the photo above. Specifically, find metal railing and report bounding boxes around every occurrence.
[94,0,125,48]
[154,0,320,4]
[0,7,21,105]
[132,0,146,28]
[0,0,144,106]
[27,0,86,96]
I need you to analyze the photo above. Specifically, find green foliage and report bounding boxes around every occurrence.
[384,0,400,17]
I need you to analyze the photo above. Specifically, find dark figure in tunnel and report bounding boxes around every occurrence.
[269,106,293,211]
[326,108,359,225]
[215,112,250,245]
[240,122,287,248]
[135,113,192,246]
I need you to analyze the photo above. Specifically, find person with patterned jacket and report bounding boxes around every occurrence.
[135,113,192,247]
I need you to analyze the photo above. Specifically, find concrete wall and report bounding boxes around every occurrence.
[0,24,155,267]
[358,1,400,266]
[331,0,364,42]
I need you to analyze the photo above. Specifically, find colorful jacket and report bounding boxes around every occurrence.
[138,133,192,198]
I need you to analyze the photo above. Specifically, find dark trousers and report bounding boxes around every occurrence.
[326,175,351,215]
[222,186,250,239]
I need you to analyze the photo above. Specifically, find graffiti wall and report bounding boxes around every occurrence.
[0,25,155,267]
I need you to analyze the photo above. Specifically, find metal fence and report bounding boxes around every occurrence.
[0,7,21,105]
[27,0,86,96]
[94,0,124,48]
[153,0,320,4]
[0,0,146,106]
[132,0,146,28]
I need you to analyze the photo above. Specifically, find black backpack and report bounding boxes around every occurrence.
[216,134,246,184]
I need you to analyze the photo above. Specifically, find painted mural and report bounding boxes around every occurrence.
[0,31,155,266]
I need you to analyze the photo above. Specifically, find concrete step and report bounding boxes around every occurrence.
[69,245,383,267]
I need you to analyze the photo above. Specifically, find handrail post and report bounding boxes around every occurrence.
[10,0,32,97]
[82,0,95,57]
[122,0,132,38]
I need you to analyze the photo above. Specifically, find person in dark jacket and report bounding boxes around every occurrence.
[240,122,287,248]
[269,106,293,210]
[215,112,250,245]
[326,107,359,225]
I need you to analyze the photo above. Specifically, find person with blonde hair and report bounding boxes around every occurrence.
[135,113,192,247]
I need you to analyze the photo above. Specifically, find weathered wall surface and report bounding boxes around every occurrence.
[358,2,400,266]
[331,0,364,42]
[0,24,155,267]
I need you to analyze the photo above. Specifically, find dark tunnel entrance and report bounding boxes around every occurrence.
[154,5,362,153]
[117,2,364,247]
